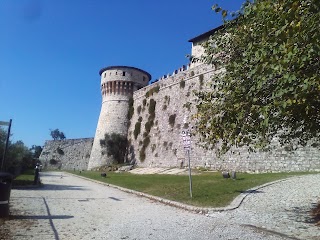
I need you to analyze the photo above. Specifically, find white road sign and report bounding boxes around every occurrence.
[181,130,191,150]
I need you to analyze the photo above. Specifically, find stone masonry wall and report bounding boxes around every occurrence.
[128,64,320,172]
[39,138,93,171]
[38,64,320,173]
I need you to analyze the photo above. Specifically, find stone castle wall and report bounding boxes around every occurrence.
[39,63,320,173]
[127,64,320,172]
[39,138,93,171]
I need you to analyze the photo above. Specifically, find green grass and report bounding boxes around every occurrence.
[12,169,35,187]
[67,170,313,208]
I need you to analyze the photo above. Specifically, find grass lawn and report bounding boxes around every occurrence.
[12,169,35,187]
[67,170,312,208]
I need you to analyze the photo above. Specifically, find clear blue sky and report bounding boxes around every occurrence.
[0,0,243,148]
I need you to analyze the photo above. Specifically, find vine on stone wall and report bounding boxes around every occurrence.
[199,74,204,89]
[164,95,170,105]
[180,80,186,89]
[134,122,141,139]
[145,85,160,98]
[128,97,134,119]
[169,114,176,127]
[151,144,156,152]
[137,105,142,114]
[148,99,156,115]
[162,105,167,110]
[183,102,192,111]
[145,121,152,134]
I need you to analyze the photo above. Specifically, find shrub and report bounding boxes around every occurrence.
[100,133,128,164]
[56,147,64,155]
[143,99,147,106]
[49,159,58,165]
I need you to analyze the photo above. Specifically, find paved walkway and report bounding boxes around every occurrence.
[1,172,319,239]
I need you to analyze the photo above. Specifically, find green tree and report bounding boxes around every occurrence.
[31,145,43,158]
[195,0,320,154]
[0,127,39,172]
[50,129,66,140]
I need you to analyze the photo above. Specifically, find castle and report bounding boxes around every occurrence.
[39,27,320,173]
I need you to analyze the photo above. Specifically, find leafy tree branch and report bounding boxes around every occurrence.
[195,0,320,154]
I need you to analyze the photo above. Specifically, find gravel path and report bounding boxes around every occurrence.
[1,172,319,240]
[210,174,320,240]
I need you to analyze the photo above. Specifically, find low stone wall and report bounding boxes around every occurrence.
[39,138,93,171]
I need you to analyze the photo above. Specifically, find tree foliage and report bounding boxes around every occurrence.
[195,0,320,154]
[31,145,43,158]
[50,129,66,140]
[100,133,128,164]
[0,127,39,172]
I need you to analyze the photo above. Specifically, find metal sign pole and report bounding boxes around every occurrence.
[1,119,12,171]
[187,149,193,198]
[181,129,193,198]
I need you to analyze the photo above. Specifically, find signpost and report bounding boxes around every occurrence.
[181,130,192,198]
[1,119,12,171]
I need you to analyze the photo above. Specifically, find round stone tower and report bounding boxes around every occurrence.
[88,66,151,170]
